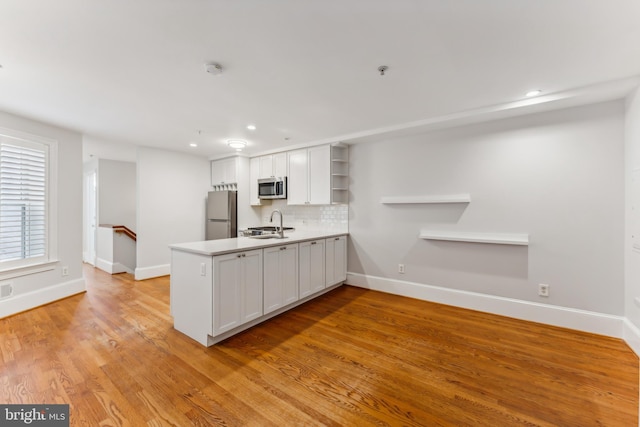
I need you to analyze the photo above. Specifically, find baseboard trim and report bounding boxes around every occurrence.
[135,264,170,281]
[96,257,134,275]
[346,272,624,339]
[623,319,640,357]
[0,278,86,318]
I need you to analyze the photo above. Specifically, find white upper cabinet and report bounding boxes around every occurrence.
[258,152,288,179]
[287,148,310,205]
[249,157,262,206]
[287,145,331,205]
[211,157,239,187]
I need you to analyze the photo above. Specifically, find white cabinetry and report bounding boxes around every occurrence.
[170,232,347,346]
[288,144,348,205]
[211,157,239,189]
[249,157,262,206]
[259,153,287,179]
[299,239,326,298]
[326,235,347,287]
[330,145,349,204]
[213,249,263,335]
[249,153,288,206]
[263,243,299,314]
[288,145,331,205]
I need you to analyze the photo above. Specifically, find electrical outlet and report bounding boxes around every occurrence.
[0,283,12,299]
[398,264,405,274]
[538,283,549,297]
[61,266,69,277]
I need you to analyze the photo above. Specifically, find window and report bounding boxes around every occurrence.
[0,129,56,272]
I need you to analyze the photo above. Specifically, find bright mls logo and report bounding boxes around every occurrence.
[0,405,69,426]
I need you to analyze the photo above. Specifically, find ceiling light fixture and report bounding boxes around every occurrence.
[204,63,223,75]
[526,89,542,97]
[247,124,256,130]
[189,143,198,148]
[227,139,247,150]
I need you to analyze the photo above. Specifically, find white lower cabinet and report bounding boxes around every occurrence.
[299,239,326,298]
[326,235,347,287]
[171,234,347,346]
[263,244,299,314]
[213,249,263,335]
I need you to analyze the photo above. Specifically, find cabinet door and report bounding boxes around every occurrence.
[259,155,273,179]
[281,244,299,306]
[287,149,309,205]
[333,236,347,283]
[223,157,238,184]
[263,244,299,314]
[300,240,325,298]
[263,246,282,314]
[211,158,238,185]
[211,160,225,186]
[326,236,347,286]
[213,253,242,334]
[241,249,263,323]
[308,145,331,205]
[273,152,288,177]
[249,157,262,206]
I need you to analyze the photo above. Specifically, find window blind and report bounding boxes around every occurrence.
[0,139,48,264]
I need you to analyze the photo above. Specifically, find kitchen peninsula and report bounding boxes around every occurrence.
[169,230,347,346]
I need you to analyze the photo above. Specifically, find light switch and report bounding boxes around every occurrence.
[200,263,206,276]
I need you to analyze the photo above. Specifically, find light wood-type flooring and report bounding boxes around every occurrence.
[0,265,637,426]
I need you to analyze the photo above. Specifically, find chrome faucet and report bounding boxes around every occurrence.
[270,209,284,238]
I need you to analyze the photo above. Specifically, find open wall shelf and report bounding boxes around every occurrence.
[419,230,529,246]
[380,194,471,204]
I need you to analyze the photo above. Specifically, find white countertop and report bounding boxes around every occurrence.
[169,230,348,256]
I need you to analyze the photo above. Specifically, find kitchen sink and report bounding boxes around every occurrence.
[248,226,295,232]
[249,234,289,239]
[242,225,294,239]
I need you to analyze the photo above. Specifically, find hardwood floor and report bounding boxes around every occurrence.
[1,265,637,426]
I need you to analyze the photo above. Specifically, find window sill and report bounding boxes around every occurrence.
[0,260,59,280]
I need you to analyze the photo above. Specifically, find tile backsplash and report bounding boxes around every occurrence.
[260,200,348,231]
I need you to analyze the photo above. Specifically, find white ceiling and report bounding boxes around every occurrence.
[1,0,639,160]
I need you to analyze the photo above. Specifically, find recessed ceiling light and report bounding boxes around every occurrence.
[189,143,198,148]
[247,124,256,131]
[526,90,542,97]
[227,139,247,150]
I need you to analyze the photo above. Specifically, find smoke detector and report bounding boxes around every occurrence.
[205,63,223,75]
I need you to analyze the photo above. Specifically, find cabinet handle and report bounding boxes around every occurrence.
[242,253,246,257]
[311,241,317,245]
[335,237,340,241]
[280,246,286,250]
[237,254,241,258]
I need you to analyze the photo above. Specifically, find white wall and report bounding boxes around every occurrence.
[136,147,210,280]
[348,101,625,321]
[98,159,136,230]
[624,86,640,352]
[0,110,85,318]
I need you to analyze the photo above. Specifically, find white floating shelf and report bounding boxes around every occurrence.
[380,194,471,204]
[419,231,529,246]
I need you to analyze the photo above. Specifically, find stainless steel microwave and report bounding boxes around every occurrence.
[258,177,287,199]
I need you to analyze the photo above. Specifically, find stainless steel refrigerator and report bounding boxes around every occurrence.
[206,191,237,240]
